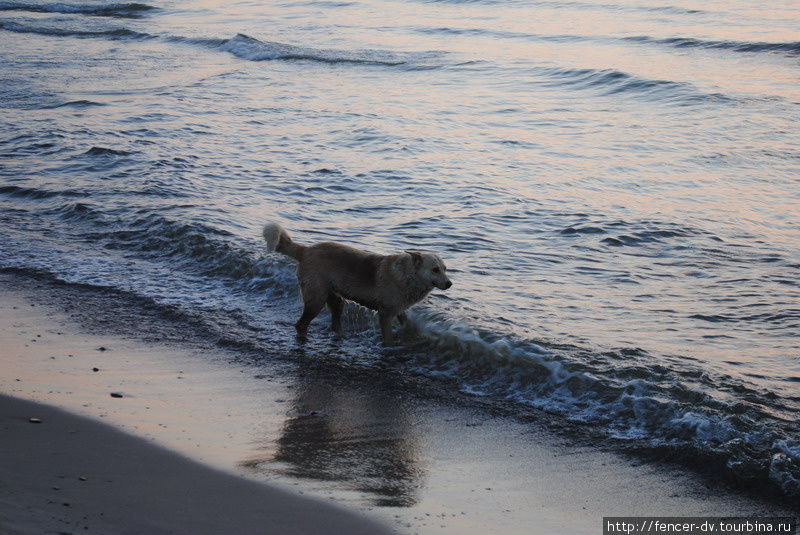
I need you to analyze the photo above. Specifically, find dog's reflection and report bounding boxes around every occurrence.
[241,360,425,507]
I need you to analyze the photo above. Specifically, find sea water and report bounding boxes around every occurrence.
[1,0,798,498]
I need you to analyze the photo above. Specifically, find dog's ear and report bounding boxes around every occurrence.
[391,252,414,280]
[404,250,423,268]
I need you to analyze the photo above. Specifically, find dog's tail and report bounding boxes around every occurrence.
[263,222,306,262]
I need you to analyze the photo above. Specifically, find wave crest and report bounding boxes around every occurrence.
[0,19,151,39]
[0,1,156,18]
[218,33,407,66]
[537,66,734,105]
[626,35,800,56]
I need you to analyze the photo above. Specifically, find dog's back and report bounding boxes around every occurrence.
[299,243,384,309]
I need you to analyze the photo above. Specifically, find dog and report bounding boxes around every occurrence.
[263,222,451,344]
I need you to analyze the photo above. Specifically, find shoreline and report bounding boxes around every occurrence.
[1,270,796,535]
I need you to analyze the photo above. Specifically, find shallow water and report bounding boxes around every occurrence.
[1,0,799,497]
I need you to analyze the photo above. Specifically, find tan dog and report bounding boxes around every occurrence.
[263,222,451,344]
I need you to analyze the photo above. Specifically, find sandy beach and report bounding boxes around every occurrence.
[0,393,393,535]
[1,270,796,534]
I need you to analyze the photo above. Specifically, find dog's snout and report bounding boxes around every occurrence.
[445,280,452,290]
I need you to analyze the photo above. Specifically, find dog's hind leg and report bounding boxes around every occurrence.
[295,282,326,339]
[327,292,344,335]
[295,300,325,339]
[378,311,395,345]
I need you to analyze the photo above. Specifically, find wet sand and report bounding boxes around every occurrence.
[1,271,795,534]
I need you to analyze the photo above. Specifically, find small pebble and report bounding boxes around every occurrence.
[79,476,87,481]
[110,392,123,398]
[29,418,42,424]
[92,368,99,372]
[97,346,107,351]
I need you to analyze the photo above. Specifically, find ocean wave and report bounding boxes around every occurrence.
[83,146,132,156]
[407,26,794,65]
[0,19,151,39]
[400,310,800,497]
[413,24,585,44]
[0,1,156,18]
[216,33,408,66]
[0,184,85,200]
[625,35,800,57]
[601,229,695,247]
[419,0,710,16]
[288,0,359,7]
[71,212,294,295]
[1,189,297,297]
[644,5,708,16]
[690,310,800,331]
[44,99,106,109]
[560,225,606,235]
[561,222,698,243]
[536,66,734,105]
[0,22,423,69]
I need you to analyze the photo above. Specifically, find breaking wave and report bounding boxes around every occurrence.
[215,33,408,66]
[402,312,800,497]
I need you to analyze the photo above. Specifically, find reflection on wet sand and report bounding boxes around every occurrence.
[240,356,425,507]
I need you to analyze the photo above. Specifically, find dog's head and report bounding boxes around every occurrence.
[405,250,452,291]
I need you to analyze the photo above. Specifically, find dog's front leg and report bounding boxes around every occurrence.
[378,311,395,345]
